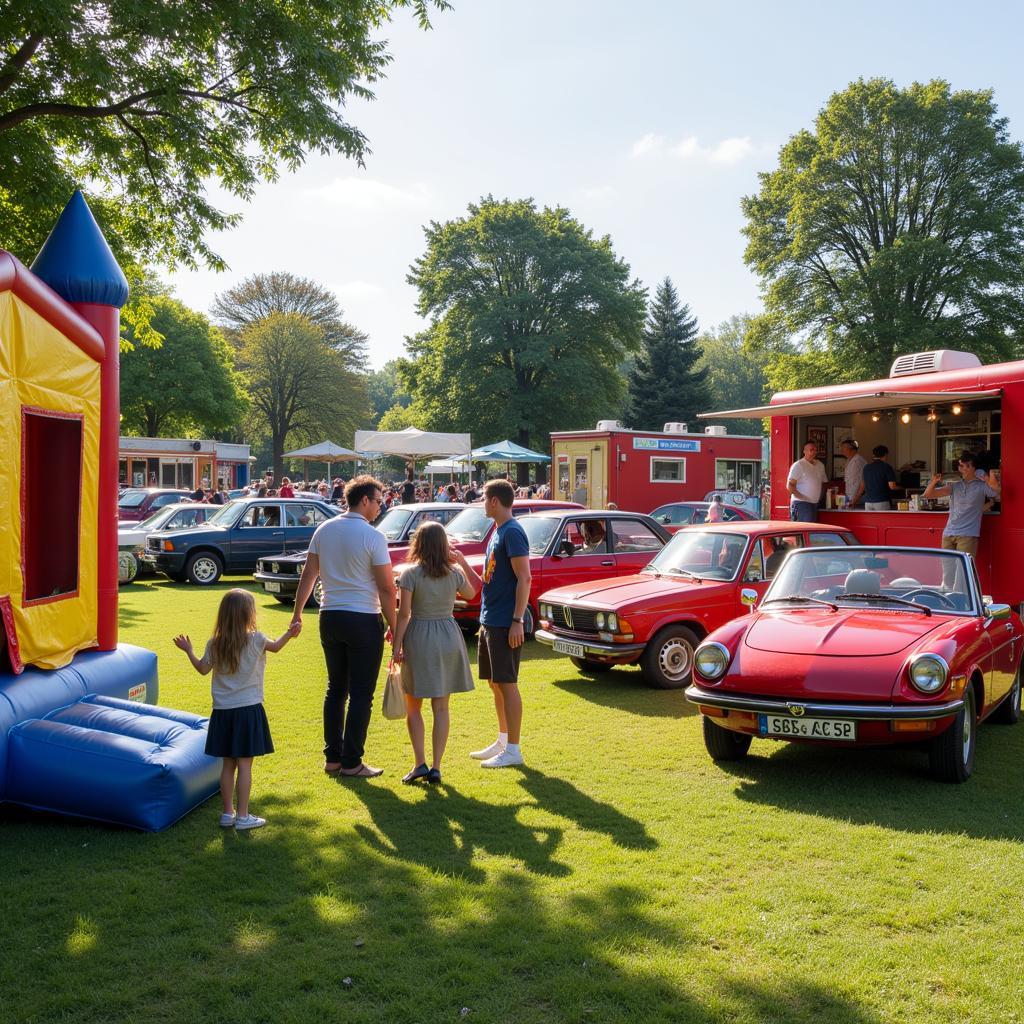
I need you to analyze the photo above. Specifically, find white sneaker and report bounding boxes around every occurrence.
[235,814,266,830]
[470,739,505,760]
[481,748,524,769]
[219,812,236,827]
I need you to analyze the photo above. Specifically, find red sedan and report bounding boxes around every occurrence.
[535,522,857,688]
[686,545,1023,782]
[387,498,581,565]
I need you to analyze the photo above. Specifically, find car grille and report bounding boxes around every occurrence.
[548,605,598,634]
[260,560,299,575]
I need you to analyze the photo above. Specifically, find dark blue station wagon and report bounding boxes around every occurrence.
[144,497,341,585]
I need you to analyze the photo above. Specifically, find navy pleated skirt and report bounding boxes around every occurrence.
[205,703,274,758]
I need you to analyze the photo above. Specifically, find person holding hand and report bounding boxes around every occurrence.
[922,450,1000,560]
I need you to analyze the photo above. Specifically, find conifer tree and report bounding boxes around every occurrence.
[627,278,709,429]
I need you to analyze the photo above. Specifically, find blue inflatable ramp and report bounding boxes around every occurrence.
[6,695,220,831]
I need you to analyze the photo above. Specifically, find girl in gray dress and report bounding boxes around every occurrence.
[393,521,482,784]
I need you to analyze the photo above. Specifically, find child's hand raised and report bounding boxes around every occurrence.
[172,634,193,653]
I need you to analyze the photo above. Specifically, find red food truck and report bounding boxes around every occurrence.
[699,349,1022,606]
[550,421,764,514]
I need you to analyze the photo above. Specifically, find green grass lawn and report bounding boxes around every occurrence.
[2,577,1023,1024]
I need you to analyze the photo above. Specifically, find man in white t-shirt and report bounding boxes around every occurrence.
[293,476,396,778]
[787,442,828,522]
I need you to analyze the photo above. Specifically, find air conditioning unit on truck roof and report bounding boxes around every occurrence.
[889,350,982,377]
[663,422,688,433]
[595,420,622,431]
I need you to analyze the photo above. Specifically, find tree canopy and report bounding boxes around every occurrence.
[120,296,247,437]
[0,1,446,343]
[742,78,1024,382]
[236,312,370,475]
[627,277,708,430]
[401,197,647,473]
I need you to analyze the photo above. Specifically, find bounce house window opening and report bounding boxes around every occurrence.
[22,407,83,605]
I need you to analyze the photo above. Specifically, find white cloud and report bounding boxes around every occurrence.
[307,176,433,210]
[334,280,386,300]
[630,134,759,166]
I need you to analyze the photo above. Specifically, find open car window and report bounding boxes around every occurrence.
[761,534,803,580]
[647,530,748,581]
[610,519,663,553]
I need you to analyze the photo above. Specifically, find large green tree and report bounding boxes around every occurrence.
[0,0,447,343]
[742,78,1024,381]
[627,277,708,430]
[120,296,247,437]
[367,359,410,422]
[402,197,646,479]
[236,312,369,475]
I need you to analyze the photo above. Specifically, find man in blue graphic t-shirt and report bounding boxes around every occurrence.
[471,479,531,768]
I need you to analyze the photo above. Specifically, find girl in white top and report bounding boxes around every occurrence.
[174,589,298,830]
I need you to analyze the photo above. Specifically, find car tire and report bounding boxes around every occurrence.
[186,551,223,586]
[570,656,613,675]
[928,683,976,783]
[702,716,752,761]
[309,579,324,608]
[118,551,139,585]
[641,624,699,689]
[991,667,1021,725]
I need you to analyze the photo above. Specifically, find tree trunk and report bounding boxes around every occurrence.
[145,407,160,437]
[271,430,285,479]
[517,427,531,486]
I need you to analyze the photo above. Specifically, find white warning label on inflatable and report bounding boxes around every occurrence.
[128,683,146,702]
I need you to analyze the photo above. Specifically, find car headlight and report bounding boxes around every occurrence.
[909,653,949,694]
[694,642,731,682]
[607,612,618,632]
[595,612,606,629]
[271,562,280,574]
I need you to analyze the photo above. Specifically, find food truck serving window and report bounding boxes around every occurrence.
[651,458,686,482]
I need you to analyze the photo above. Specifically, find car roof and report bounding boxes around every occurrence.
[389,501,467,511]
[524,509,659,521]
[679,521,850,535]
[230,496,333,504]
[653,501,747,510]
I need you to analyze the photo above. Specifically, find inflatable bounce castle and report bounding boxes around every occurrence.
[0,192,219,830]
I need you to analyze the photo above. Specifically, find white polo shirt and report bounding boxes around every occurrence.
[787,458,828,504]
[308,512,391,614]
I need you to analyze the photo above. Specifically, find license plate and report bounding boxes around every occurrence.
[758,714,856,741]
[265,581,281,593]
[553,639,585,658]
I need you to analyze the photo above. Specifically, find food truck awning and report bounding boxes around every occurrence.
[697,389,1002,420]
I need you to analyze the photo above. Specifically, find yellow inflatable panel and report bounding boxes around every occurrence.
[0,292,100,669]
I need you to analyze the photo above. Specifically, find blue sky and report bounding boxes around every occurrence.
[168,0,1024,369]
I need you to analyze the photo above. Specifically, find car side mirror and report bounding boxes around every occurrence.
[985,602,1012,620]
[740,588,759,611]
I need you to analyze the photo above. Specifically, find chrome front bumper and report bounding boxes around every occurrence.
[534,628,645,658]
[683,686,965,720]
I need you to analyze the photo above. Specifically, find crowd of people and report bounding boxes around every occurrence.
[175,476,531,829]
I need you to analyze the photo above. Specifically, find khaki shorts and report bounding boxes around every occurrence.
[478,626,522,684]
[942,535,979,557]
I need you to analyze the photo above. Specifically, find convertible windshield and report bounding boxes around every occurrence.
[519,516,561,555]
[133,505,178,531]
[375,507,413,540]
[645,530,748,581]
[446,506,491,542]
[767,547,976,614]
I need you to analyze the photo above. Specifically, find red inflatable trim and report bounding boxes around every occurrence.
[0,596,23,674]
[0,251,104,362]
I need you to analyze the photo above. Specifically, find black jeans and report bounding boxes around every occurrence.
[320,610,385,768]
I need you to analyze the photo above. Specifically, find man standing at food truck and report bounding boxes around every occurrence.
[922,450,1000,559]
[840,439,867,507]
[787,441,828,522]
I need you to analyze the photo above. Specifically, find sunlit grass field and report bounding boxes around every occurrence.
[2,576,1023,1023]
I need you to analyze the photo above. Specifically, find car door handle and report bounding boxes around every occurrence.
[600,559,614,566]
[272,530,284,536]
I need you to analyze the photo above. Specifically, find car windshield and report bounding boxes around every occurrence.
[645,530,748,580]
[375,507,413,540]
[446,506,491,542]
[118,489,148,508]
[519,516,561,555]
[205,500,246,527]
[134,505,178,531]
[765,547,976,615]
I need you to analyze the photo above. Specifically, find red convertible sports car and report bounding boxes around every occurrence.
[685,546,1022,782]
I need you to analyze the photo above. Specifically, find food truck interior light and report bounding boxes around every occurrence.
[927,407,938,422]
[900,410,911,424]
[951,403,962,415]
[870,412,881,422]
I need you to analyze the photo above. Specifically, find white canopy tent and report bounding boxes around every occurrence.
[354,427,472,461]
[282,440,360,484]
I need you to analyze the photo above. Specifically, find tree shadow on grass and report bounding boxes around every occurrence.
[549,671,695,719]
[1,790,889,1024]
[720,726,1024,842]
